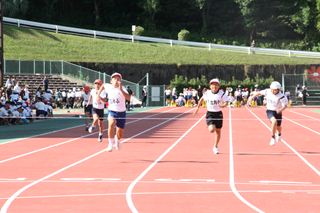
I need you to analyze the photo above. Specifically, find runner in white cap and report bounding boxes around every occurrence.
[194,78,229,154]
[98,72,131,152]
[248,81,288,146]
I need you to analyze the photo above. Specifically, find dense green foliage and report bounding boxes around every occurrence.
[4,0,320,50]
[170,74,274,92]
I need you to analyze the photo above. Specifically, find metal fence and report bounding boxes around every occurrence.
[4,17,320,58]
[4,59,165,106]
[282,73,320,105]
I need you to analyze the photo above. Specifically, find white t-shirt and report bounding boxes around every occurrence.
[82,92,91,106]
[90,89,106,109]
[103,83,127,112]
[35,101,46,111]
[260,89,288,111]
[203,89,229,112]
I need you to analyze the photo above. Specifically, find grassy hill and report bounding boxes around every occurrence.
[4,25,320,65]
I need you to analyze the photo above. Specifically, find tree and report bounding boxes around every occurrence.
[4,0,29,17]
[195,0,208,34]
[139,0,160,28]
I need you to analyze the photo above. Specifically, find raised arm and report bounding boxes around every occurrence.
[119,82,131,101]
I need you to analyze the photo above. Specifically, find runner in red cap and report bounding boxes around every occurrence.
[87,79,107,142]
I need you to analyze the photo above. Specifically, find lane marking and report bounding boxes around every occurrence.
[2,190,320,200]
[0,108,177,164]
[228,107,264,213]
[246,107,320,177]
[0,178,26,181]
[126,113,205,213]
[284,116,320,136]
[288,110,320,121]
[60,178,121,181]
[0,108,195,213]
[0,107,166,146]
[249,180,313,185]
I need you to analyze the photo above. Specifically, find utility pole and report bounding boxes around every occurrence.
[0,0,3,87]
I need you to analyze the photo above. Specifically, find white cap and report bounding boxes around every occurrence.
[111,72,122,80]
[209,78,220,85]
[270,81,281,89]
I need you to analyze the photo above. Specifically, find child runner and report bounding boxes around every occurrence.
[87,79,106,142]
[194,78,229,154]
[82,85,92,131]
[98,72,131,152]
[248,81,288,145]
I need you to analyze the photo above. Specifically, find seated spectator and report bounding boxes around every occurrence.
[34,98,48,118]
[175,93,186,107]
[0,102,9,125]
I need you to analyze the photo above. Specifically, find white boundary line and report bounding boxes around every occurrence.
[246,107,320,176]
[125,113,205,213]
[2,189,320,200]
[228,107,264,213]
[0,108,194,213]
[0,107,165,146]
[288,109,320,121]
[284,116,320,136]
[0,107,174,164]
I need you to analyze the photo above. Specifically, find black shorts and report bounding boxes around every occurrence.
[84,104,92,115]
[266,110,282,126]
[92,108,104,120]
[206,111,223,129]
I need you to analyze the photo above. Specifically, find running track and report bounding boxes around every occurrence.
[0,106,319,212]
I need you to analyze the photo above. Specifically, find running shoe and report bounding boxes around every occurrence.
[275,134,281,143]
[269,137,276,146]
[114,140,119,150]
[98,134,103,143]
[106,143,113,152]
[88,126,94,133]
[213,147,219,155]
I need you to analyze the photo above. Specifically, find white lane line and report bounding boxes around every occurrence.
[229,107,264,213]
[288,110,320,121]
[0,124,84,145]
[60,178,121,181]
[0,178,26,181]
[0,108,194,213]
[249,180,313,185]
[126,113,205,213]
[2,189,320,200]
[284,116,320,136]
[0,107,166,146]
[246,107,320,177]
[0,107,176,164]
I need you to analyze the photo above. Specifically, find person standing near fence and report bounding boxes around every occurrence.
[97,72,131,152]
[248,81,288,146]
[301,86,309,106]
[142,85,147,107]
[194,78,229,155]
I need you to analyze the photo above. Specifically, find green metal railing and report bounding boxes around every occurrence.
[4,59,165,106]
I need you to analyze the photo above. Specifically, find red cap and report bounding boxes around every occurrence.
[94,79,102,85]
[111,72,122,80]
[83,85,90,92]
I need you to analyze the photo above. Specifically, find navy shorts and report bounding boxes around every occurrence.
[108,110,126,129]
[84,104,92,115]
[266,110,282,126]
[92,108,104,120]
[206,111,223,129]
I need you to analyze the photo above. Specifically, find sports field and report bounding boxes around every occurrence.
[0,106,319,212]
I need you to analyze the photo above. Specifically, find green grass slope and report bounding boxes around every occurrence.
[4,25,320,65]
